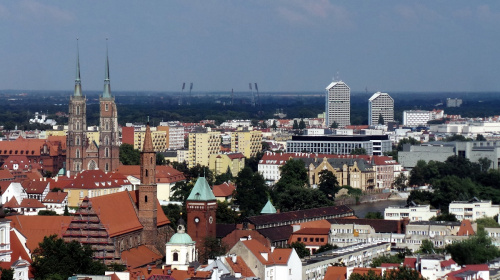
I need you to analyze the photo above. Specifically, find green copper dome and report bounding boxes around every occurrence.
[168,232,194,244]
[187,176,216,201]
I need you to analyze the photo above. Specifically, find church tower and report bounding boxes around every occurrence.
[98,43,120,172]
[186,176,217,249]
[138,121,158,246]
[67,40,87,176]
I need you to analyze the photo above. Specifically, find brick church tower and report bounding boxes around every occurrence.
[98,44,120,172]
[138,122,158,246]
[186,177,217,249]
[67,40,87,176]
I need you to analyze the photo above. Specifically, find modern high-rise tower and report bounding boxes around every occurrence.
[66,43,120,176]
[368,92,394,126]
[325,81,350,128]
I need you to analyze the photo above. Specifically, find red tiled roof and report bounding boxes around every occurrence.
[24,171,43,181]
[4,197,19,208]
[19,198,45,208]
[241,239,293,265]
[22,180,49,194]
[42,191,67,203]
[114,165,185,184]
[441,259,457,268]
[87,190,170,238]
[121,245,163,269]
[403,258,417,269]
[6,215,72,253]
[0,137,62,157]
[381,263,400,268]
[2,155,42,171]
[352,268,383,276]
[212,182,236,197]
[225,256,255,277]
[457,219,475,236]
[0,181,15,194]
[292,227,330,235]
[47,177,73,190]
[64,170,129,190]
[227,153,245,160]
[170,269,212,280]
[324,266,347,280]
[0,170,14,180]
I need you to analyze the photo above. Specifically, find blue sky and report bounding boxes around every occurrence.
[1,1,499,93]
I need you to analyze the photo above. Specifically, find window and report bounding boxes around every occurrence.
[76,105,80,115]
[105,104,109,111]
[173,252,178,261]
[145,195,148,203]
[76,136,80,145]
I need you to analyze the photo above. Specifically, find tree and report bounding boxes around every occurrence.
[476,134,487,141]
[365,212,383,219]
[271,120,277,129]
[200,237,228,263]
[430,213,457,222]
[293,120,299,129]
[378,114,384,125]
[170,181,194,202]
[32,235,106,280]
[478,157,492,172]
[315,244,338,254]
[156,153,166,165]
[214,168,234,185]
[350,147,367,155]
[162,204,184,226]
[445,229,500,265]
[63,205,70,216]
[396,138,420,151]
[216,200,239,224]
[330,121,339,129]
[234,167,268,218]
[370,254,404,268]
[299,119,306,129]
[475,217,500,231]
[119,143,140,165]
[0,268,13,280]
[290,241,310,258]
[275,159,309,190]
[393,173,407,191]
[38,210,58,216]
[418,239,437,254]
[318,170,340,200]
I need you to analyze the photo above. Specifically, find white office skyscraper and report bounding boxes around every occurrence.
[325,81,350,128]
[368,92,394,126]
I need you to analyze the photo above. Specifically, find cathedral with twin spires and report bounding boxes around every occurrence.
[66,43,120,176]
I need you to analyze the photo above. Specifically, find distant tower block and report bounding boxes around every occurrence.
[368,92,394,126]
[325,81,350,128]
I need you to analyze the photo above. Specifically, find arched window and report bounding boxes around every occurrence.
[173,253,178,262]
[145,169,148,177]
[76,121,80,130]
[105,163,109,172]
[76,105,80,115]
[88,160,97,170]
[105,136,109,145]
[105,104,109,111]
[105,122,109,130]
[76,149,80,158]
[105,148,109,157]
[145,195,148,203]
[76,136,80,145]
[150,156,153,164]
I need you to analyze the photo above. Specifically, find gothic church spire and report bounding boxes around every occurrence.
[74,39,82,97]
[102,39,111,98]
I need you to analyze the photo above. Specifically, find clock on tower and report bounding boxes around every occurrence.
[186,176,217,249]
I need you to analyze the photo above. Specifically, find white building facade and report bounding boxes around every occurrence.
[384,204,439,221]
[449,199,500,221]
[403,110,431,127]
[325,81,350,128]
[368,92,394,126]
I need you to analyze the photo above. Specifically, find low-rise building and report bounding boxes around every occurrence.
[208,153,245,177]
[449,198,500,221]
[384,203,439,221]
[286,135,392,156]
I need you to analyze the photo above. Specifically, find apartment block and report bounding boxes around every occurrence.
[384,203,439,221]
[157,125,185,150]
[368,92,394,126]
[188,130,221,168]
[449,198,500,221]
[230,128,262,158]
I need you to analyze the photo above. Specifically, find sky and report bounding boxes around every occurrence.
[1,1,500,93]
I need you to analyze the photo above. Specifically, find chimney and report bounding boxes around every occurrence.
[271,246,275,252]
[231,255,237,263]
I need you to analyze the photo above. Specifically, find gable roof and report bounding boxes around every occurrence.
[22,180,49,194]
[19,198,46,208]
[324,266,347,280]
[187,177,216,201]
[42,191,68,203]
[257,225,294,242]
[6,215,72,253]
[240,239,293,266]
[225,256,255,277]
[64,169,130,190]
[457,219,475,236]
[212,182,236,198]
[4,197,19,208]
[0,137,63,157]
[121,245,163,269]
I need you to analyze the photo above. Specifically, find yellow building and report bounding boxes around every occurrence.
[188,130,220,168]
[133,129,168,152]
[63,170,133,207]
[209,153,245,177]
[307,157,376,191]
[230,128,262,158]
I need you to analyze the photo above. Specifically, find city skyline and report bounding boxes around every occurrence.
[1,1,500,93]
